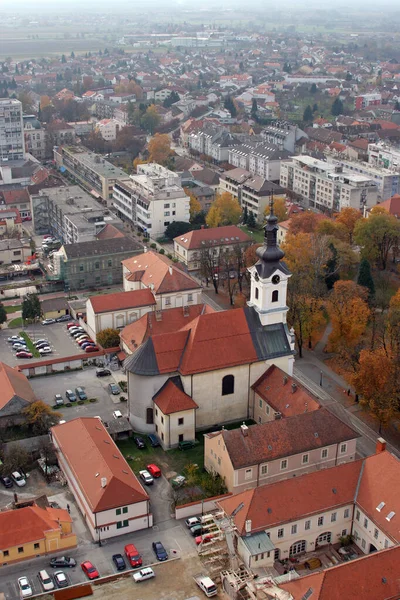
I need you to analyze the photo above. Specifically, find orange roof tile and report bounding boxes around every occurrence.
[0,505,69,550]
[0,361,37,411]
[96,224,125,240]
[88,289,156,314]
[378,194,400,217]
[51,418,148,513]
[280,546,400,600]
[173,225,251,250]
[122,251,200,294]
[252,364,320,417]
[153,377,198,414]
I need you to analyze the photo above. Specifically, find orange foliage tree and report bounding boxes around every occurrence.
[334,207,362,244]
[148,133,172,165]
[327,281,370,353]
[288,211,325,234]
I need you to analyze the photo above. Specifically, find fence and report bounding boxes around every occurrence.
[175,493,232,520]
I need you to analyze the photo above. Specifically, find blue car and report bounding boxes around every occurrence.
[152,541,168,561]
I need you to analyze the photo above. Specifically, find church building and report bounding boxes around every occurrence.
[124,203,295,448]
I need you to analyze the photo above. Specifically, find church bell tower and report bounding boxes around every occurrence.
[248,199,292,326]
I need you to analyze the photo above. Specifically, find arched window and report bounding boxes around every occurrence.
[272,290,279,303]
[222,374,235,396]
[146,407,154,424]
[255,287,259,300]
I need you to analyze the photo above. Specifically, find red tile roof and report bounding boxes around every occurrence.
[252,364,320,418]
[96,224,125,240]
[0,361,37,411]
[51,417,148,513]
[122,251,200,294]
[174,225,251,250]
[280,546,400,600]
[88,289,156,314]
[153,378,198,414]
[216,407,358,469]
[0,505,71,550]
[0,188,30,205]
[378,194,400,217]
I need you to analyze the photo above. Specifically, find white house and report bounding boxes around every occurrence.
[96,119,121,141]
[51,417,152,542]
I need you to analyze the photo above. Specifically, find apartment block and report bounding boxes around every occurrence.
[229,143,291,181]
[0,99,25,162]
[261,121,307,154]
[113,163,190,237]
[53,145,129,203]
[280,155,378,212]
[368,142,400,171]
[188,127,241,163]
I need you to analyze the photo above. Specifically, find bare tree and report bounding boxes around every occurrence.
[200,246,222,294]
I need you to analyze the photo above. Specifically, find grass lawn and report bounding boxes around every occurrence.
[8,317,23,328]
[5,304,21,314]
[239,225,264,244]
[20,331,40,358]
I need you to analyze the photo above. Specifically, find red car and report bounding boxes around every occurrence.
[85,346,99,353]
[124,543,142,567]
[16,351,33,359]
[147,464,161,478]
[195,534,215,546]
[67,322,79,330]
[81,561,99,580]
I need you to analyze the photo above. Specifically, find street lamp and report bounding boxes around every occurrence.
[320,371,323,387]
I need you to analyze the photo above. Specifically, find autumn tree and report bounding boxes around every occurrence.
[206,192,241,228]
[264,197,288,223]
[23,400,61,435]
[335,207,362,244]
[199,246,222,294]
[141,104,160,134]
[288,211,325,235]
[327,281,370,354]
[148,133,172,165]
[186,193,202,221]
[18,91,34,113]
[352,347,398,433]
[40,95,51,110]
[97,328,120,348]
[354,212,400,270]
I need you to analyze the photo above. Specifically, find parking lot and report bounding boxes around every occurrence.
[0,322,90,367]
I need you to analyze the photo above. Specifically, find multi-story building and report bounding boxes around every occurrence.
[23,115,46,161]
[261,121,307,154]
[113,163,189,237]
[188,126,241,163]
[368,142,400,171]
[96,119,121,141]
[228,143,291,182]
[220,167,286,222]
[325,155,399,201]
[54,146,129,203]
[280,156,378,212]
[45,120,76,158]
[30,185,124,244]
[0,98,25,162]
[355,93,381,111]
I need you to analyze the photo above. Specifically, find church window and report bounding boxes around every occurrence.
[255,287,259,300]
[146,408,154,425]
[272,290,279,303]
[222,375,234,396]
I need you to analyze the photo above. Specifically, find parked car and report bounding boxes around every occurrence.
[85,345,99,353]
[195,534,215,545]
[69,327,83,335]
[75,334,89,341]
[12,343,27,351]
[152,541,168,561]
[67,322,79,330]
[54,394,64,406]
[148,433,160,447]
[18,576,32,598]
[75,387,87,400]
[139,470,154,485]
[190,524,203,537]
[112,554,126,571]
[54,570,68,588]
[12,471,26,486]
[81,561,99,580]
[81,341,96,349]
[134,436,146,449]
[178,440,195,450]
[35,342,50,350]
[8,335,25,343]
[133,567,155,583]
[56,315,72,322]
[147,464,161,478]
[124,543,142,568]
[39,347,52,355]
[185,517,201,529]
[38,569,55,591]
[71,330,85,338]
[96,368,111,377]
[34,339,49,346]
[50,556,76,569]
[42,318,56,325]
[113,410,123,419]
[65,389,77,402]
[108,382,120,395]
[0,476,13,488]
[16,351,33,359]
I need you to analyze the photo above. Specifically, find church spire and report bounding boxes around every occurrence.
[256,196,285,266]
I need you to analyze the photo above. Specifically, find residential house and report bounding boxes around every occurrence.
[0,505,76,566]
[205,408,358,494]
[0,361,37,428]
[96,119,121,141]
[51,417,153,542]
[0,188,31,220]
[277,219,291,245]
[153,376,198,449]
[41,297,69,320]
[173,224,252,271]
[217,443,399,568]
[0,239,31,265]
[0,208,23,237]
[23,115,46,161]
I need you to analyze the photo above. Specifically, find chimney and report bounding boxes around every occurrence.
[241,422,248,437]
[201,224,205,229]
[376,437,387,454]
[169,266,172,275]
[245,519,252,535]
[101,477,107,488]
[291,383,297,394]
[283,376,288,385]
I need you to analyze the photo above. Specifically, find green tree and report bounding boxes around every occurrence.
[141,104,160,134]
[310,83,317,94]
[303,104,313,123]
[165,221,192,240]
[22,293,41,321]
[70,51,75,58]
[243,205,248,224]
[224,95,237,118]
[251,98,258,118]
[61,54,67,63]
[283,62,292,73]
[357,258,375,297]
[313,103,318,113]
[354,212,400,270]
[394,101,400,112]
[23,400,61,435]
[97,328,120,348]
[247,212,257,229]
[331,97,344,116]
[0,302,7,326]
